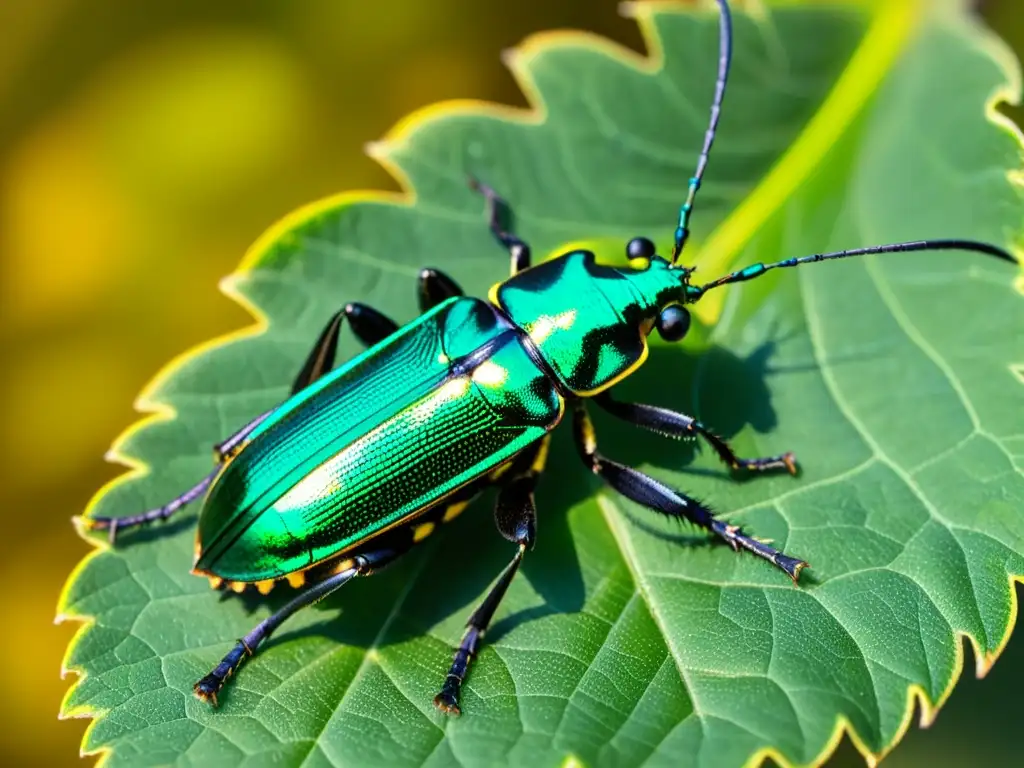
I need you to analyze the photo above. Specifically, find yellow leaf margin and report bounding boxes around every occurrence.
[57,1,1024,766]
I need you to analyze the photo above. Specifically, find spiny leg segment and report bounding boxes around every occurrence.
[434,435,549,715]
[572,401,806,581]
[418,267,464,312]
[594,391,796,474]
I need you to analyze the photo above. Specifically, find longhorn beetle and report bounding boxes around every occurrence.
[79,0,1018,714]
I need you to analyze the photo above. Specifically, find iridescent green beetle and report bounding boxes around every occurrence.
[80,0,1017,714]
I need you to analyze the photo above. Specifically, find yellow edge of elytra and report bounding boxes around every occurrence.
[55,0,1024,764]
[689,0,923,324]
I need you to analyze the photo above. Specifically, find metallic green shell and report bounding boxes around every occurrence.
[195,297,562,582]
[494,252,686,394]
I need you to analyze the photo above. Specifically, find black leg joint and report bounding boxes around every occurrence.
[594,391,798,476]
[345,302,399,347]
[418,268,464,312]
[572,400,808,582]
[494,474,537,549]
[292,302,399,394]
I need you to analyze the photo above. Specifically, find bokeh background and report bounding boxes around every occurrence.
[0,0,1020,765]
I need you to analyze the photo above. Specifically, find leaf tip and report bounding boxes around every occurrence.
[364,140,389,160]
[617,1,638,20]
[499,46,519,71]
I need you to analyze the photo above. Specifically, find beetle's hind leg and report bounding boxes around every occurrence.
[194,548,399,706]
[434,435,548,715]
[573,402,806,581]
[594,391,797,475]
[77,409,274,543]
[468,177,531,276]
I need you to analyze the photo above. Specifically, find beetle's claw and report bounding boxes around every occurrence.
[777,554,809,584]
[782,452,798,476]
[433,692,461,716]
[73,515,120,544]
[193,677,222,707]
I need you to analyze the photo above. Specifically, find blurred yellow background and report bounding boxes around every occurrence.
[0,0,1020,765]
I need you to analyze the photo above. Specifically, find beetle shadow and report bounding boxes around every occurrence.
[214,334,798,673]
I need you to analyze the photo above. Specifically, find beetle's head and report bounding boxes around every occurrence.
[622,236,704,345]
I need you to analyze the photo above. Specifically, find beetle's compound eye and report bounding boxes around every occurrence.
[626,237,656,261]
[656,305,690,342]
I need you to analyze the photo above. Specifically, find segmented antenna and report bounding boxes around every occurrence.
[671,0,732,264]
[697,238,1018,293]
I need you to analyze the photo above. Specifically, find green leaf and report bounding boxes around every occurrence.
[59,1,1024,766]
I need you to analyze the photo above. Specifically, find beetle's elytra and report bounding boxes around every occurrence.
[78,0,1018,715]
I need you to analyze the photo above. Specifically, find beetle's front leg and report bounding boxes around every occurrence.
[573,401,807,581]
[594,391,797,475]
[468,177,532,276]
[434,435,549,715]
[194,548,399,706]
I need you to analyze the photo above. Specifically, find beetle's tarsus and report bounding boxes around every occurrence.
[433,682,462,716]
[779,556,809,584]
[731,451,798,475]
[74,515,124,545]
[193,677,221,707]
[782,452,798,476]
[433,695,461,715]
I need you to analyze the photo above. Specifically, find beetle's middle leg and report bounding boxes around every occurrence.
[469,177,532,276]
[572,401,806,581]
[594,391,797,475]
[433,435,549,715]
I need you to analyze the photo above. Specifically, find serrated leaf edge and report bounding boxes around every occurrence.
[55,2,1024,766]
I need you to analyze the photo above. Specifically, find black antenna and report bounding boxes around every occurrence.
[697,238,1018,293]
[671,0,732,264]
